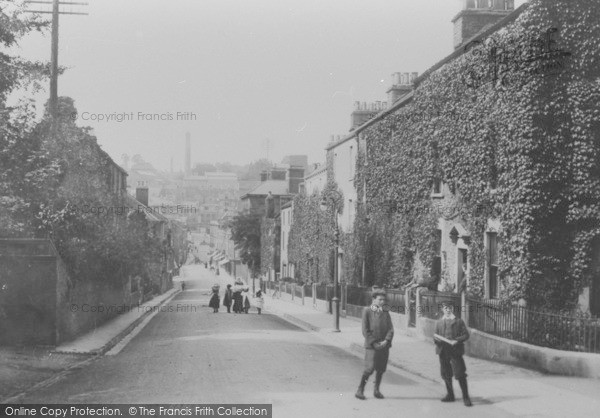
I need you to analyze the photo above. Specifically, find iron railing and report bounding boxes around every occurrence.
[467,298,600,353]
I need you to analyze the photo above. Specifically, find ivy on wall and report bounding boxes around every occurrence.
[346,0,600,310]
[260,217,278,276]
[287,181,342,283]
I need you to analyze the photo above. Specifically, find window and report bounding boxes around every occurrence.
[487,232,499,299]
[282,231,286,251]
[432,178,443,197]
[431,229,442,285]
[349,145,355,179]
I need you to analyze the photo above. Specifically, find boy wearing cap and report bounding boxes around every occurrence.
[434,300,472,407]
[355,288,394,400]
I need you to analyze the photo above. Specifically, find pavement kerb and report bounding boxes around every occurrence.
[281,313,322,332]
[96,288,181,355]
[347,342,439,384]
[1,289,181,403]
[265,302,441,388]
[1,353,100,403]
[52,288,180,356]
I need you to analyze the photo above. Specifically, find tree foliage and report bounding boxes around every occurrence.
[2,97,162,286]
[228,211,261,276]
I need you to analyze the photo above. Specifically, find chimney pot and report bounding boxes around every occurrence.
[394,72,401,85]
[354,101,360,110]
[411,72,418,83]
[382,101,388,109]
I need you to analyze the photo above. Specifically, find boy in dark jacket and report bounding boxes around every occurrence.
[355,288,394,400]
[434,300,472,407]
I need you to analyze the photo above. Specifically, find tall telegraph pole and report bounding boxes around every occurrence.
[24,1,88,120]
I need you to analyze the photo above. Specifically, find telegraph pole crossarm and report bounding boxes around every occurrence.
[24,0,88,121]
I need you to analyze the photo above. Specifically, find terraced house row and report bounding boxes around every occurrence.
[269,0,600,360]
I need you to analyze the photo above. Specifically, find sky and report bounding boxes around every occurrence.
[12,0,526,172]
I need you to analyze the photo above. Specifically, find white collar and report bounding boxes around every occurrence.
[443,313,456,320]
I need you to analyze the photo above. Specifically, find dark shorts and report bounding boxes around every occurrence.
[439,349,467,380]
[364,347,389,374]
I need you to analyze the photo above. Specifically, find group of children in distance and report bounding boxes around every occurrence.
[208,278,264,314]
[357,287,472,407]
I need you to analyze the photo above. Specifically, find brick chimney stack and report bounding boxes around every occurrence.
[287,166,305,194]
[452,0,514,50]
[351,101,388,130]
[136,180,149,207]
[387,72,418,104]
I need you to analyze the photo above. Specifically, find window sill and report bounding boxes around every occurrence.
[431,193,444,199]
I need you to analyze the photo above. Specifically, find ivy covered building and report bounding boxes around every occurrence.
[294,0,600,314]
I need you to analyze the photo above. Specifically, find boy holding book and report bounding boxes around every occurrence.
[433,300,472,407]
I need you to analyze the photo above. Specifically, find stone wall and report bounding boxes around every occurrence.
[0,239,142,346]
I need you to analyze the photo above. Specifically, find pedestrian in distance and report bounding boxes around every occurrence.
[181,281,185,291]
[254,290,264,314]
[242,286,251,314]
[209,283,220,313]
[355,288,394,400]
[433,300,472,407]
[223,284,233,313]
[232,279,244,314]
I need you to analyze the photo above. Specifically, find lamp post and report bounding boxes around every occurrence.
[321,190,342,332]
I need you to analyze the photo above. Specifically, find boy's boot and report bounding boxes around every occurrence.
[458,377,472,407]
[373,371,384,399]
[355,373,369,400]
[441,378,455,402]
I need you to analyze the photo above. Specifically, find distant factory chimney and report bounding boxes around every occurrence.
[185,132,191,177]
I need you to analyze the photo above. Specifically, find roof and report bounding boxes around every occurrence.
[241,180,290,199]
[414,3,529,88]
[325,91,414,150]
[305,164,327,180]
[185,172,238,181]
[124,194,169,223]
[98,148,128,176]
[326,3,529,152]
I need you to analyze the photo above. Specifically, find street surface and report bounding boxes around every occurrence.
[14,266,550,417]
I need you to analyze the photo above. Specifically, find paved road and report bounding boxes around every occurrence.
[19,266,514,417]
